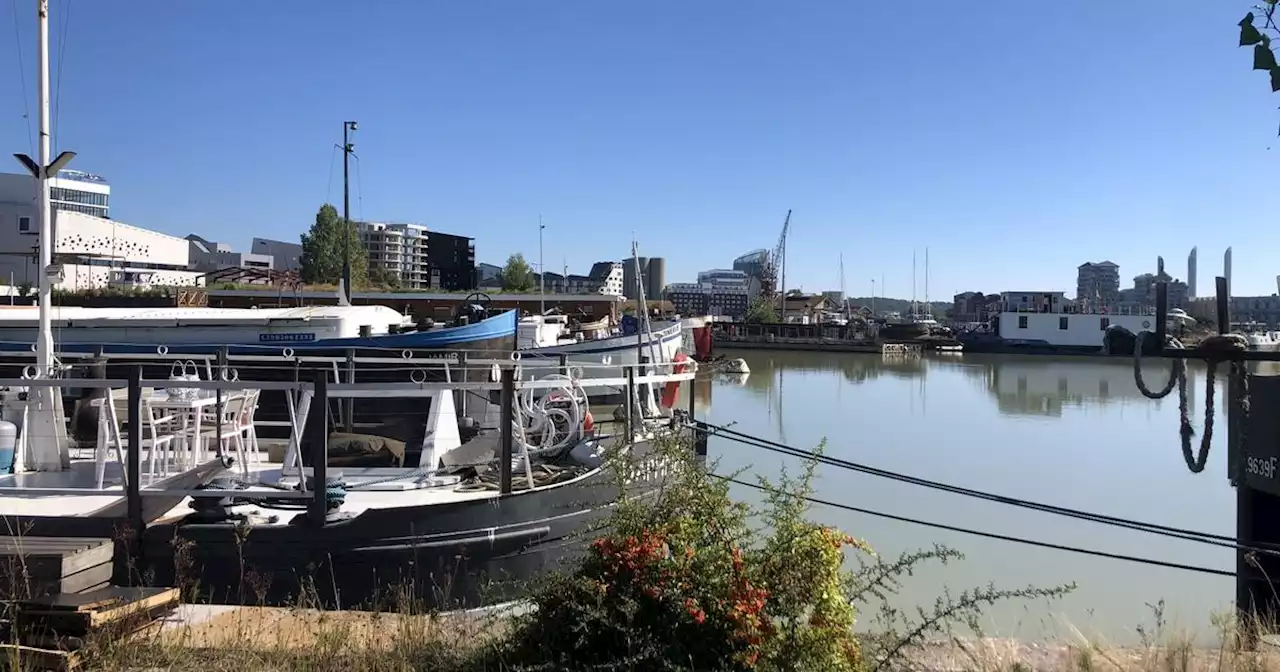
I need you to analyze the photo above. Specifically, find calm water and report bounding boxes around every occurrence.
[694,349,1241,643]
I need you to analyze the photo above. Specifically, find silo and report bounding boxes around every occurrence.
[635,256,649,300]
[646,257,666,300]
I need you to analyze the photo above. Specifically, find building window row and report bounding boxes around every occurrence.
[50,188,109,207]
[52,202,107,217]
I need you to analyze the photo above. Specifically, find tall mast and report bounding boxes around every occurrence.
[911,249,917,316]
[839,253,846,318]
[35,0,52,376]
[13,0,76,472]
[925,246,930,316]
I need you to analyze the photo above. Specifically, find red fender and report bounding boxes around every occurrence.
[660,352,690,408]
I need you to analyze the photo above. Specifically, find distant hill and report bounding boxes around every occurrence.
[842,297,950,316]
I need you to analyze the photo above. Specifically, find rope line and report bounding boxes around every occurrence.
[693,422,1280,556]
[717,475,1235,578]
[1131,332,1248,474]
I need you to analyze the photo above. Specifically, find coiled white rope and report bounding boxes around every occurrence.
[514,371,590,457]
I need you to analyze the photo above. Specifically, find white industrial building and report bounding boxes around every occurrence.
[0,169,201,290]
[0,209,200,291]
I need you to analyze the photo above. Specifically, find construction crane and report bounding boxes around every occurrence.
[759,210,791,318]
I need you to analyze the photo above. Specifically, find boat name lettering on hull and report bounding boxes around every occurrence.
[259,333,318,343]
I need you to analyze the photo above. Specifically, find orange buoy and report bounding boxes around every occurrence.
[660,352,690,408]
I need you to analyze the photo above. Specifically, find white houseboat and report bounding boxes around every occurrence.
[959,291,1159,354]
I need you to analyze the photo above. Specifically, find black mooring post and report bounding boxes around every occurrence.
[1154,282,1167,346]
[308,372,329,527]
[687,377,695,420]
[1217,276,1231,333]
[499,367,515,495]
[125,366,143,538]
[624,367,635,441]
[343,348,355,434]
[1233,372,1280,644]
[215,346,227,463]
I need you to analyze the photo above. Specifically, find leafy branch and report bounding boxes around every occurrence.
[1240,3,1280,94]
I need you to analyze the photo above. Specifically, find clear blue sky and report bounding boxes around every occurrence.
[3,1,1277,299]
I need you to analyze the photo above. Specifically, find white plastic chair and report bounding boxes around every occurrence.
[96,387,182,486]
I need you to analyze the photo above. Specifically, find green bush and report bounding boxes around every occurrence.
[503,434,1073,671]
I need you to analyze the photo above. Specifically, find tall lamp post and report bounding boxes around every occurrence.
[341,120,358,303]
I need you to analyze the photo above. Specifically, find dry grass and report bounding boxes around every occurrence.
[81,603,512,671]
[18,600,1268,672]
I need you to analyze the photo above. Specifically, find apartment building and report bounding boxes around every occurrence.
[356,221,476,291]
[1076,261,1120,307]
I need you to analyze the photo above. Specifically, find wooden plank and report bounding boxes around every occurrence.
[0,537,113,579]
[20,587,179,633]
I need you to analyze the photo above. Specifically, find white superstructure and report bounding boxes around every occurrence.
[0,304,412,347]
[998,312,1153,348]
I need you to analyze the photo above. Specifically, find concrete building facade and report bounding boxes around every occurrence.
[0,208,200,290]
[0,169,112,221]
[1076,261,1120,308]
[187,234,273,273]
[251,238,303,272]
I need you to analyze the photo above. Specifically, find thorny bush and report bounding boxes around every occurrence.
[506,433,1074,671]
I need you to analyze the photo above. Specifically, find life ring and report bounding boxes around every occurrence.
[660,352,689,408]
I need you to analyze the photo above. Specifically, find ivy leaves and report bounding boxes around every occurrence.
[1241,8,1280,92]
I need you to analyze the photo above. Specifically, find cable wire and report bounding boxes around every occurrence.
[716,474,1235,578]
[9,0,34,156]
[695,421,1275,556]
[325,143,339,205]
[51,0,71,157]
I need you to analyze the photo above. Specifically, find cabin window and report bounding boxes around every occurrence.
[17,216,30,233]
[1017,315,1028,329]
[1059,316,1069,330]
[583,305,593,314]
[1100,317,1110,330]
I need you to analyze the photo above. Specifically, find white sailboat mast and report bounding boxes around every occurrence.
[924,247,930,317]
[911,249,917,317]
[35,0,53,377]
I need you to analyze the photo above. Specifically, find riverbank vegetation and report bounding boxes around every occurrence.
[14,436,1262,671]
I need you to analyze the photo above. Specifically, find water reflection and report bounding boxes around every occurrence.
[711,347,1234,642]
[721,349,1210,419]
[737,350,927,393]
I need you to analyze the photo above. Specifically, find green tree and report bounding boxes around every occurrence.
[300,204,367,287]
[744,297,777,324]
[368,266,402,290]
[500,253,535,292]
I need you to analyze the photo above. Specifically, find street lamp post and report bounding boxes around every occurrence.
[538,214,545,316]
[341,120,358,302]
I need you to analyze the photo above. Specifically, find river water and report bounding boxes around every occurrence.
[694,349,1241,643]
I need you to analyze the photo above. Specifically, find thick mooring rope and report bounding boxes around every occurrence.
[1133,332,1249,474]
